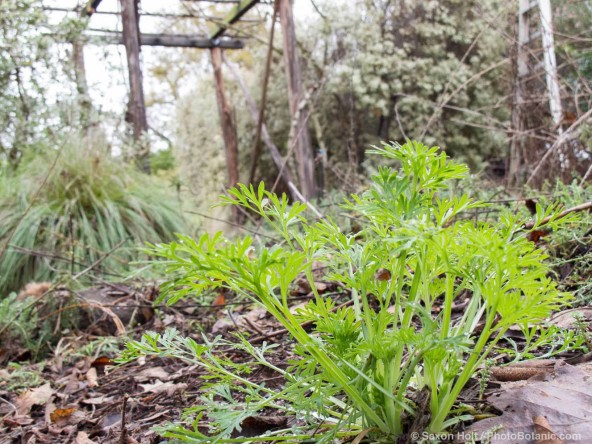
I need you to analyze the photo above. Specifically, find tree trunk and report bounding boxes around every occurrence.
[211,47,240,221]
[278,0,316,200]
[120,0,150,173]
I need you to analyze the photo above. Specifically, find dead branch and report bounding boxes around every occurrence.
[523,201,592,230]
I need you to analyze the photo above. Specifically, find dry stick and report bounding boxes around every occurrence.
[6,244,125,278]
[248,0,278,185]
[525,107,592,186]
[71,237,130,282]
[581,162,592,185]
[269,106,324,219]
[522,201,592,230]
[38,300,126,335]
[119,395,128,444]
[0,150,61,264]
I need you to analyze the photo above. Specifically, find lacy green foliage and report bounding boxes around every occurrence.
[122,141,571,442]
[0,136,186,294]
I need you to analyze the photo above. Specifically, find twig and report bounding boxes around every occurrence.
[523,201,592,230]
[526,108,592,186]
[119,395,128,444]
[36,301,126,335]
[6,245,124,278]
[71,237,130,282]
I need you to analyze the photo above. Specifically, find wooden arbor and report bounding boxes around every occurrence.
[78,0,317,201]
[508,0,565,187]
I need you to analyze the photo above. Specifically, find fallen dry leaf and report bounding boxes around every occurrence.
[212,293,226,306]
[91,356,114,367]
[86,367,98,387]
[139,380,188,396]
[74,431,98,444]
[374,268,392,281]
[232,415,288,438]
[15,383,53,415]
[533,415,564,444]
[3,415,34,426]
[466,363,592,443]
[49,407,86,427]
[133,366,170,382]
[81,395,115,405]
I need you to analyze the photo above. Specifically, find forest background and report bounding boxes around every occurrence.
[0,0,591,294]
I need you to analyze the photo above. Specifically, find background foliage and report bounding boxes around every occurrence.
[0,134,186,294]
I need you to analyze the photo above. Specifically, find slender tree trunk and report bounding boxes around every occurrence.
[121,0,150,173]
[72,40,93,130]
[211,47,240,221]
[278,0,316,200]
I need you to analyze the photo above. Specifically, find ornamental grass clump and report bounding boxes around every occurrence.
[0,135,186,294]
[121,141,572,442]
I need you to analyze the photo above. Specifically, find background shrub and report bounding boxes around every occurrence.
[0,134,187,294]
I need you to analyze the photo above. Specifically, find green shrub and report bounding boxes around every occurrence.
[0,135,187,294]
[121,141,572,442]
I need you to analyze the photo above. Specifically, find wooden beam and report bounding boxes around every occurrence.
[86,32,244,49]
[121,0,150,173]
[278,0,316,199]
[210,47,240,210]
[45,7,262,23]
[210,0,259,39]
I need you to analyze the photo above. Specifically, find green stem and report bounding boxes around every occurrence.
[440,272,454,340]
[429,308,498,432]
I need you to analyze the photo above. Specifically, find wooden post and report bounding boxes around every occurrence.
[508,0,563,186]
[538,0,562,131]
[210,47,240,218]
[278,0,316,200]
[120,0,150,173]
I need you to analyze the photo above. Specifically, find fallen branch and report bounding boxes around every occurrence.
[523,201,592,230]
